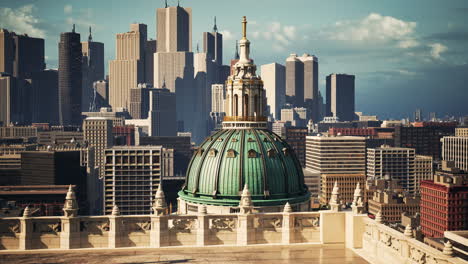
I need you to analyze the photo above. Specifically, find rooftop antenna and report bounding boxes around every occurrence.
[177,0,180,7]
[162,76,167,89]
[196,42,199,53]
[213,16,218,32]
[165,0,168,8]
[72,24,75,33]
[88,26,92,42]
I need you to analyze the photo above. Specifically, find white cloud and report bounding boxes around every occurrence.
[64,5,73,14]
[283,26,296,39]
[0,5,45,38]
[220,30,234,40]
[250,21,296,51]
[326,13,417,48]
[428,43,448,59]
[398,39,419,49]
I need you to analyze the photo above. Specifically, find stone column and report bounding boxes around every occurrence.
[19,206,33,250]
[108,205,121,248]
[150,214,168,247]
[282,202,293,244]
[60,217,80,249]
[61,185,80,249]
[197,205,208,246]
[237,214,252,245]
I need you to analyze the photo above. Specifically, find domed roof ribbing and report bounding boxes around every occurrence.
[178,129,310,206]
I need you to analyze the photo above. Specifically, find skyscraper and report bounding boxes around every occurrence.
[109,23,147,110]
[145,39,157,85]
[129,83,151,119]
[203,17,223,66]
[286,54,304,107]
[59,25,82,126]
[154,4,196,140]
[261,62,285,120]
[286,53,319,121]
[326,73,355,122]
[442,135,468,172]
[0,73,14,125]
[30,69,59,124]
[81,27,104,112]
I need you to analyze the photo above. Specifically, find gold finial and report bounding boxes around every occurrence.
[242,16,247,39]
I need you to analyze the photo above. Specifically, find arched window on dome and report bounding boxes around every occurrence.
[248,149,257,158]
[198,148,204,156]
[208,148,217,157]
[226,149,236,158]
[267,148,276,158]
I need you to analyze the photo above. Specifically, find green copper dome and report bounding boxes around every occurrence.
[178,128,310,207]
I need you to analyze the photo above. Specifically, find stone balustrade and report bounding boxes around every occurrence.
[0,211,322,250]
[360,217,466,264]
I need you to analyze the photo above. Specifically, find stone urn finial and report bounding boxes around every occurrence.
[111,204,120,216]
[404,224,413,238]
[63,185,79,217]
[23,205,32,217]
[152,183,167,215]
[239,184,253,214]
[375,211,383,224]
[329,181,341,212]
[443,241,454,256]
[283,202,292,213]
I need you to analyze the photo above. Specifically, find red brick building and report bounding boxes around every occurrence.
[420,162,468,238]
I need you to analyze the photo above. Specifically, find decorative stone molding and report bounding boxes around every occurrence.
[210,218,236,231]
[329,181,341,212]
[152,184,167,216]
[63,185,79,217]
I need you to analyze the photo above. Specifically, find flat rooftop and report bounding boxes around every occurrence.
[0,244,368,264]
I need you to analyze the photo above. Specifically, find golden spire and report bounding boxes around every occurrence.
[242,16,247,39]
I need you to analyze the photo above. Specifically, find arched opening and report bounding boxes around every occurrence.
[244,94,249,117]
[233,94,238,116]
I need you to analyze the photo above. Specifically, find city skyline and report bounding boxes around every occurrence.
[1,0,467,119]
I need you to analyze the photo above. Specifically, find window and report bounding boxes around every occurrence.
[227,149,236,158]
[248,149,257,158]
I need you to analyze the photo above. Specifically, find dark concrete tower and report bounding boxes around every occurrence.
[59,25,82,126]
[203,16,223,65]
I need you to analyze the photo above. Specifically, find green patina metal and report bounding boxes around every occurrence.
[179,128,310,206]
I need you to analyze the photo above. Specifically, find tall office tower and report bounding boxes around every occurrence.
[194,50,217,138]
[203,17,223,66]
[0,73,14,125]
[442,135,468,172]
[0,29,15,75]
[83,117,113,177]
[109,23,147,110]
[0,29,45,79]
[415,155,433,193]
[367,146,418,193]
[261,62,285,120]
[305,135,366,204]
[125,87,177,137]
[129,83,151,119]
[211,84,225,113]
[1,29,45,124]
[81,27,105,112]
[286,54,304,107]
[414,108,422,122]
[209,84,225,132]
[30,69,59,124]
[145,39,157,85]
[420,161,468,238]
[154,4,195,138]
[326,73,355,121]
[148,87,177,136]
[58,26,82,126]
[284,127,308,167]
[91,80,109,111]
[301,54,319,122]
[394,122,456,161]
[103,146,173,215]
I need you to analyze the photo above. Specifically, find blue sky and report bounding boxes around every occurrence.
[1,0,468,120]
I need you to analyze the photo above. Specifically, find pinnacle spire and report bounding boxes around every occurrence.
[213,16,218,32]
[196,42,199,53]
[177,0,180,7]
[72,24,75,33]
[111,204,120,216]
[165,0,168,8]
[153,183,167,215]
[88,26,92,42]
[404,224,413,238]
[23,205,32,217]
[283,202,292,213]
[63,185,78,217]
[234,40,239,60]
[237,17,251,64]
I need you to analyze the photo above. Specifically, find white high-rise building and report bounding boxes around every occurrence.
[261,62,285,120]
[442,135,468,172]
